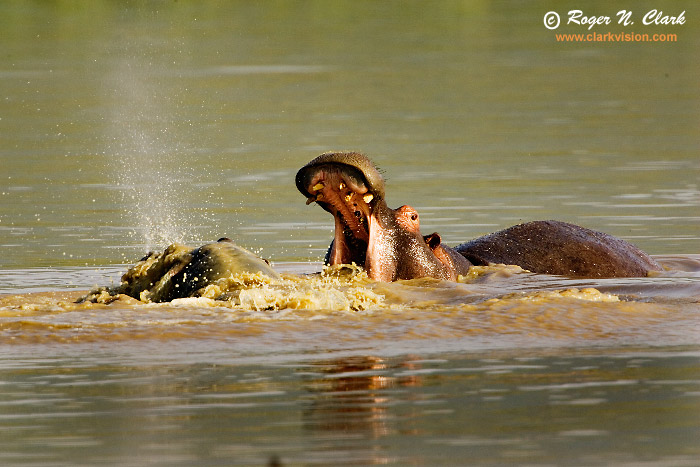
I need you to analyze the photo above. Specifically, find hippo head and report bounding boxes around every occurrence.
[296,152,470,281]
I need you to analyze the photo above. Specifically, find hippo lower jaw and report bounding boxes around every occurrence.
[301,163,376,267]
[296,152,389,273]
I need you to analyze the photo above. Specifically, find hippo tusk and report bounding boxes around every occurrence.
[306,192,325,205]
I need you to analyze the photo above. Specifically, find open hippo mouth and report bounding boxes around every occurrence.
[297,152,662,281]
[296,152,471,282]
[295,152,384,267]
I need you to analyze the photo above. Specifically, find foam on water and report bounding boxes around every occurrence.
[1,260,698,350]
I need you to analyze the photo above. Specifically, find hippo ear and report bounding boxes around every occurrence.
[424,232,442,250]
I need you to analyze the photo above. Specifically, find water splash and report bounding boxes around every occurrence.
[102,53,201,252]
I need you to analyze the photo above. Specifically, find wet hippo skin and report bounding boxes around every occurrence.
[297,152,663,281]
[455,220,662,278]
[81,238,280,303]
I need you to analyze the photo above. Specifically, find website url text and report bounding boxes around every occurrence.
[556,32,677,42]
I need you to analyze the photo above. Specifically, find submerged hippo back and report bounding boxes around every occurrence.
[455,220,662,278]
[162,240,279,300]
[109,239,279,302]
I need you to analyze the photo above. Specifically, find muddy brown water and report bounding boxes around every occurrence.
[1,2,699,466]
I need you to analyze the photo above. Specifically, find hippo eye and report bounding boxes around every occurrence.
[411,214,418,221]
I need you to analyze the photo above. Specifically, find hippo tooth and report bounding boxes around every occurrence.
[344,194,352,202]
[363,193,373,203]
[306,196,316,205]
[312,182,324,192]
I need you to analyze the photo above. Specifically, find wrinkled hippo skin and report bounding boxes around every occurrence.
[82,238,279,303]
[155,238,279,301]
[455,220,661,278]
[297,152,662,281]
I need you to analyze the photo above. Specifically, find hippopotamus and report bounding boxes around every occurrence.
[81,238,279,303]
[296,152,663,281]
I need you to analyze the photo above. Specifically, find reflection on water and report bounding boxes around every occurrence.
[1,1,699,465]
[1,257,699,464]
[1,351,699,466]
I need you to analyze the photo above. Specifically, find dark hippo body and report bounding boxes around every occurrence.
[297,152,662,281]
[455,220,660,278]
[82,238,279,303]
[156,238,279,301]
